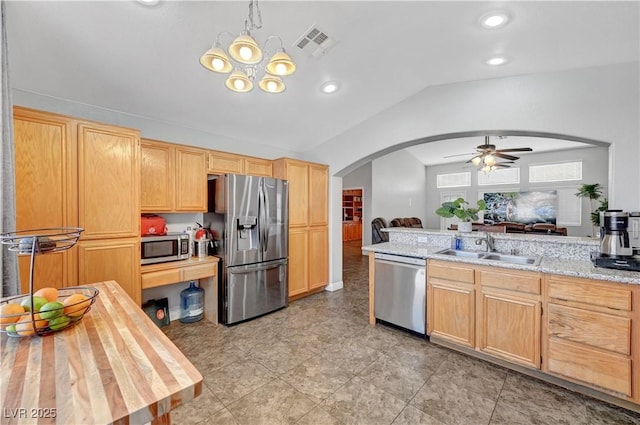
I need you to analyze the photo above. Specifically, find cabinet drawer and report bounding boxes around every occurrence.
[547,338,631,396]
[547,276,631,311]
[428,261,474,284]
[183,263,216,281]
[478,268,540,294]
[142,268,181,289]
[547,304,631,355]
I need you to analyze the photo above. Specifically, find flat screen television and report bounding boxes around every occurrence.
[483,191,557,225]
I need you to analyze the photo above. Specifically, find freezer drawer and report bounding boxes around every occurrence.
[374,253,426,334]
[223,259,288,325]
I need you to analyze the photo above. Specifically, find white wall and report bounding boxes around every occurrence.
[372,149,428,226]
[425,146,609,237]
[12,89,298,160]
[302,63,640,287]
[343,162,372,245]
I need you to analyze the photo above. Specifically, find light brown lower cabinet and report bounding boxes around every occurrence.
[544,274,636,399]
[426,260,639,409]
[427,260,476,347]
[477,268,542,368]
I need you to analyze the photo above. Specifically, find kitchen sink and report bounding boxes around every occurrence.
[435,249,485,258]
[482,253,541,266]
[434,249,541,266]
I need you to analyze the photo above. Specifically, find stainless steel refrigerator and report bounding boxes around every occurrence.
[205,174,288,325]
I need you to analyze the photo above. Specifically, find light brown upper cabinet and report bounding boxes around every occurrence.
[208,150,273,177]
[140,139,207,213]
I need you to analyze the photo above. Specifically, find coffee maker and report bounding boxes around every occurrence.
[600,210,633,257]
[593,210,640,271]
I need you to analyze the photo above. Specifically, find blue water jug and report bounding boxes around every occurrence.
[179,281,204,323]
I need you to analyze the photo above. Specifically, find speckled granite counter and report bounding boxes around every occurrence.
[362,232,640,285]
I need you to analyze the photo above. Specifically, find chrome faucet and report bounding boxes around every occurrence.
[475,232,496,252]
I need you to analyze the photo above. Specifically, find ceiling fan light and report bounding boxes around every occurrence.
[228,32,263,64]
[199,47,233,73]
[484,155,496,166]
[225,70,253,93]
[471,156,482,166]
[481,165,492,173]
[259,75,285,93]
[266,50,296,76]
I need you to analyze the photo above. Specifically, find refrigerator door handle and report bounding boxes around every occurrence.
[263,183,270,252]
[258,183,267,254]
[228,258,288,273]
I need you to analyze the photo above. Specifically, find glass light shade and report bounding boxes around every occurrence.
[471,156,482,166]
[258,75,285,93]
[228,33,263,64]
[481,165,492,173]
[265,51,296,76]
[199,47,233,73]
[225,70,253,93]
[484,155,496,166]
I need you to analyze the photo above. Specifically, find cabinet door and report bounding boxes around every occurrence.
[14,108,77,290]
[78,123,140,239]
[175,147,207,211]
[428,280,475,347]
[288,228,309,297]
[308,226,328,291]
[140,140,174,212]
[208,151,244,174]
[478,291,541,368]
[78,238,141,305]
[285,161,309,227]
[244,157,273,177]
[308,164,328,226]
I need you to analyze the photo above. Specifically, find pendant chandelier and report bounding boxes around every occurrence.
[199,0,296,94]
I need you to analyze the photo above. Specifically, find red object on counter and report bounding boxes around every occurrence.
[141,214,167,236]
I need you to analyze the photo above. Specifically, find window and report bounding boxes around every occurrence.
[478,168,520,186]
[437,172,471,188]
[529,161,582,183]
[556,187,582,226]
[440,191,467,230]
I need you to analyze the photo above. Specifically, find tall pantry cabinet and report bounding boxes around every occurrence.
[13,107,141,304]
[273,158,329,300]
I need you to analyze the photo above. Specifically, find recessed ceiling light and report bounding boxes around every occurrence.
[486,56,508,66]
[479,11,511,29]
[320,81,340,94]
[137,0,160,7]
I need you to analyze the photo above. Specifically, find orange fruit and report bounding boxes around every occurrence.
[34,287,59,303]
[15,313,48,336]
[0,303,26,325]
[63,294,90,318]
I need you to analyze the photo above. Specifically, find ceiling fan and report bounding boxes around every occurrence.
[446,136,533,171]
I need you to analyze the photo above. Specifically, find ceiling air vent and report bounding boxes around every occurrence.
[294,25,338,58]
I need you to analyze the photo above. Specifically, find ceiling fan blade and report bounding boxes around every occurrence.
[444,152,475,158]
[493,153,519,161]
[494,147,533,153]
[493,163,511,168]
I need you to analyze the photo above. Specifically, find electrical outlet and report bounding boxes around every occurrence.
[417,236,428,244]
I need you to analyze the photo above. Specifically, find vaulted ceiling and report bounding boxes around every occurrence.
[6,1,639,158]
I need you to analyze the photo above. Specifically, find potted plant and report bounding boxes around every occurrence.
[435,198,487,232]
[575,183,607,237]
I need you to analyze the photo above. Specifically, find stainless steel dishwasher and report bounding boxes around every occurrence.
[374,252,427,335]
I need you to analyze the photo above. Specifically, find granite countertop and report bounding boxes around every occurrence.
[362,242,640,285]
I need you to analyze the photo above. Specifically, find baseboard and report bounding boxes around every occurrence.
[324,280,344,292]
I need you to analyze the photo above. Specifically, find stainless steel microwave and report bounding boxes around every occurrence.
[141,233,190,265]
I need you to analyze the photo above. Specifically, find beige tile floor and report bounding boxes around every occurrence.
[164,241,640,425]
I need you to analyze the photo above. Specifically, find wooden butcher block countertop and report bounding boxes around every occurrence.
[0,280,202,425]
